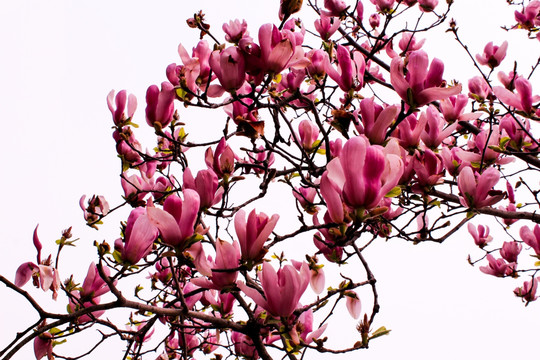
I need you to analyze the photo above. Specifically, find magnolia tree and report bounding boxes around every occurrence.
[2,0,540,359]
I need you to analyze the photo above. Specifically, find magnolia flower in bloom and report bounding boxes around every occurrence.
[314,13,340,41]
[191,239,241,290]
[183,168,224,210]
[287,308,328,345]
[79,194,110,225]
[493,77,539,114]
[238,262,310,317]
[68,262,113,323]
[324,44,366,92]
[514,278,539,303]
[476,41,508,69]
[439,94,481,123]
[418,0,438,12]
[514,0,540,30]
[390,50,462,108]
[468,76,492,101]
[208,46,246,96]
[234,209,279,264]
[175,40,213,94]
[370,0,395,12]
[355,98,399,145]
[223,19,248,44]
[297,119,320,151]
[323,136,404,212]
[500,241,522,263]
[145,190,201,248]
[369,13,380,28]
[480,254,514,277]
[34,322,53,360]
[232,331,259,359]
[468,223,492,248]
[145,82,175,128]
[114,207,158,264]
[205,137,236,178]
[107,89,137,126]
[420,105,458,149]
[457,166,503,208]
[322,0,348,16]
[519,224,540,256]
[15,226,61,300]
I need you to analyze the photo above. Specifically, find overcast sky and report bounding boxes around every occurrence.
[1,1,538,359]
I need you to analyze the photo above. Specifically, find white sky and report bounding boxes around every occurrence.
[1,1,538,359]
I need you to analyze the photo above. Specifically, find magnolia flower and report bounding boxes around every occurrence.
[390,50,462,108]
[234,209,279,264]
[205,137,236,178]
[223,19,248,43]
[324,44,366,92]
[145,190,201,248]
[480,254,514,277]
[238,262,310,317]
[323,136,404,212]
[493,77,539,114]
[107,89,137,126]
[457,166,503,208]
[514,278,539,303]
[208,46,246,96]
[467,223,492,248]
[500,241,522,263]
[519,224,540,256]
[355,98,399,145]
[114,207,158,264]
[476,41,508,69]
[145,82,175,128]
[314,13,340,41]
[345,291,362,319]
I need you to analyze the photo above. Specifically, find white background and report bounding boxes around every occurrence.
[1,1,538,359]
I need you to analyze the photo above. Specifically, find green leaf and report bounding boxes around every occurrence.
[385,186,402,198]
[369,326,391,340]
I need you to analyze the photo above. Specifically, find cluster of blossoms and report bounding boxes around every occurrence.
[6,0,540,360]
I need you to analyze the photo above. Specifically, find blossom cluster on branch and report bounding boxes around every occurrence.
[3,0,540,359]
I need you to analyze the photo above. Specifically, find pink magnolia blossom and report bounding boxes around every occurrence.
[420,105,458,149]
[467,223,492,248]
[440,147,463,177]
[500,241,522,263]
[418,0,438,12]
[208,46,246,96]
[468,76,492,102]
[145,82,175,128]
[79,195,110,225]
[293,185,318,214]
[390,50,462,108]
[34,325,53,360]
[297,119,320,150]
[439,94,482,124]
[476,41,508,69]
[324,136,404,211]
[306,49,329,80]
[238,262,310,317]
[394,113,427,150]
[183,168,224,210]
[369,13,380,28]
[232,331,259,359]
[480,254,514,277]
[145,190,201,248]
[514,278,539,303]
[457,166,503,208]
[115,207,158,264]
[412,149,444,188]
[370,0,395,12]
[514,0,540,30]
[345,291,362,319]
[67,263,113,323]
[234,209,279,264]
[258,23,307,75]
[314,13,340,41]
[354,98,399,145]
[205,137,236,178]
[322,0,348,16]
[519,224,540,256]
[288,309,328,345]
[107,89,137,126]
[324,44,366,92]
[15,226,61,300]
[191,239,241,290]
[223,19,249,44]
[176,40,213,93]
[493,77,539,114]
